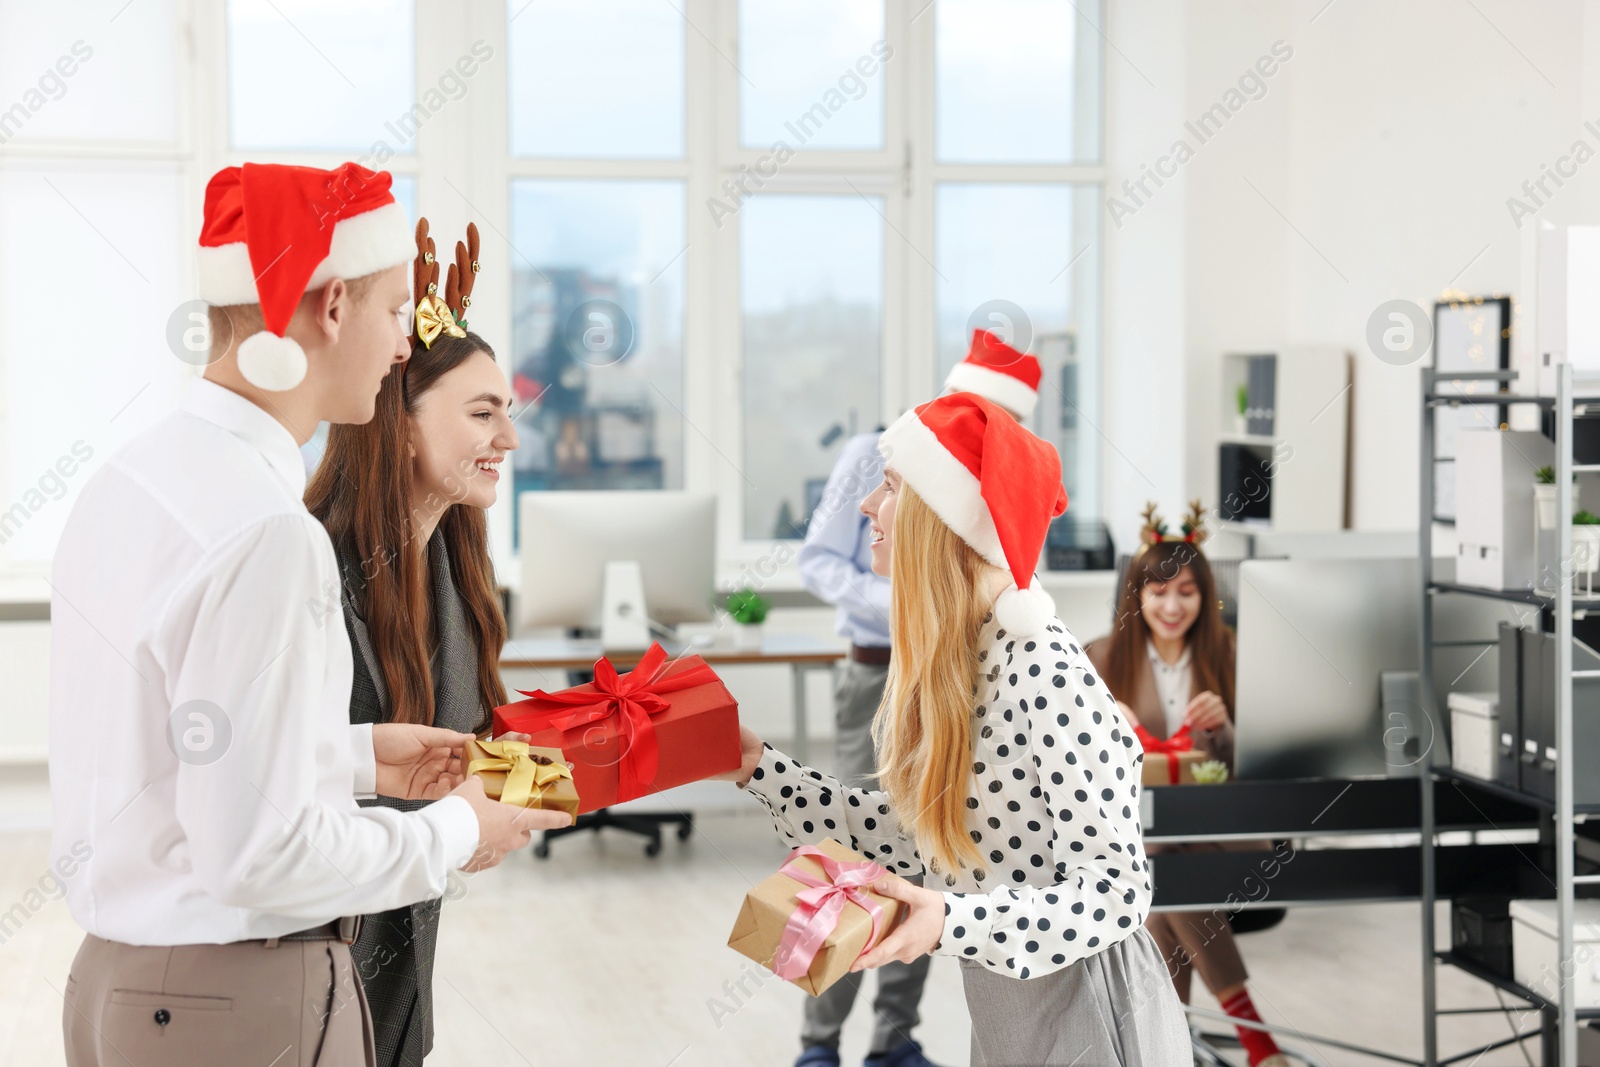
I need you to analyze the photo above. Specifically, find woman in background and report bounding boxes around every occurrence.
[306,219,567,1067]
[1085,503,1286,1067]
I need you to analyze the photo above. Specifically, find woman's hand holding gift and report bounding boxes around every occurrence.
[372,723,474,800]
[714,723,765,787]
[850,874,945,970]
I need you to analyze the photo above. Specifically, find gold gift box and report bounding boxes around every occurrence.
[464,738,580,818]
[727,838,905,996]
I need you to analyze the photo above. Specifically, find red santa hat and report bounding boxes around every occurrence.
[878,393,1068,636]
[198,162,414,391]
[942,329,1042,418]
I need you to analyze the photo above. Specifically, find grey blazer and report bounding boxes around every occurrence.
[340,531,487,1067]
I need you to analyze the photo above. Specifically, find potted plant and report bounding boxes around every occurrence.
[725,587,770,650]
[1535,466,1581,529]
[1575,512,1600,595]
[1234,384,1249,435]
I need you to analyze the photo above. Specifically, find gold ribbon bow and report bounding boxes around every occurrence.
[414,293,466,349]
[467,739,572,809]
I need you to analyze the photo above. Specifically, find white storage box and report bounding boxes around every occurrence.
[1511,899,1600,1008]
[1447,691,1498,780]
[1455,429,1552,591]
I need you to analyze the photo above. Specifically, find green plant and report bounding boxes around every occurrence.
[725,588,770,625]
[1235,384,1249,416]
[1575,510,1600,525]
[1535,466,1576,484]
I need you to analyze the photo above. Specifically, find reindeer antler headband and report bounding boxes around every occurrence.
[1136,499,1210,555]
[411,218,480,351]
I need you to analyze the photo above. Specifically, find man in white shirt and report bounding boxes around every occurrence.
[50,162,564,1066]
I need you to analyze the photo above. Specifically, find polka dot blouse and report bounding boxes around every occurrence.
[739,611,1152,980]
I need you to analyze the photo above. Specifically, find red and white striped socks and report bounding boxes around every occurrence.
[1220,988,1282,1067]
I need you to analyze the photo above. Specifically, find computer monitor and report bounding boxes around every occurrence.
[517,491,717,647]
[1232,557,1523,780]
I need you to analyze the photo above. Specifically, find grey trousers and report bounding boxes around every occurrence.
[960,926,1191,1066]
[800,658,933,1056]
[63,931,375,1067]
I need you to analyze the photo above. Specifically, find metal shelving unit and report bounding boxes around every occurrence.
[1419,363,1592,1066]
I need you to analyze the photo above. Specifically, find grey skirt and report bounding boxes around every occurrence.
[959,926,1191,1066]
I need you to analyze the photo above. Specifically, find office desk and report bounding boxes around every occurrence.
[500,634,848,763]
[1144,775,1565,1065]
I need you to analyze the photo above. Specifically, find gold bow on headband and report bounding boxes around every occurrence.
[466,738,573,809]
[414,293,466,350]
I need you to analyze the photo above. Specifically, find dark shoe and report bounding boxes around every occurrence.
[863,1038,942,1067]
[795,1046,841,1067]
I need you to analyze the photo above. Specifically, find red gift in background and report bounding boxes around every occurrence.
[492,643,741,813]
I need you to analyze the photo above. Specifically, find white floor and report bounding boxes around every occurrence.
[0,758,1558,1067]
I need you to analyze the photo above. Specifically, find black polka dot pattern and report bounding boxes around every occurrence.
[737,612,1150,980]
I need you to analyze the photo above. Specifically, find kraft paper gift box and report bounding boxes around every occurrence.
[464,738,580,818]
[492,642,740,814]
[1134,723,1228,785]
[727,838,906,996]
[1139,747,1211,786]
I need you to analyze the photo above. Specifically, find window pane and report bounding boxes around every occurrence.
[0,0,177,143]
[0,167,186,564]
[741,195,882,540]
[936,0,1102,164]
[229,0,416,153]
[509,0,684,159]
[508,180,686,548]
[738,0,885,152]
[937,183,1101,517]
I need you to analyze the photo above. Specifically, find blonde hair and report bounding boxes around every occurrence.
[871,482,994,879]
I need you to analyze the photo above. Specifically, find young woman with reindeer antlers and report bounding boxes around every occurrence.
[305,218,558,1067]
[1085,501,1288,1067]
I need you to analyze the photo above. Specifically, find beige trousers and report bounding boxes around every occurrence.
[62,932,375,1067]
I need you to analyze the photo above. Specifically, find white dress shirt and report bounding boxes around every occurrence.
[742,611,1150,980]
[1147,644,1192,737]
[48,378,479,946]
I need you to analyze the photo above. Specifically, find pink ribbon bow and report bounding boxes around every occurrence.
[516,642,718,803]
[772,846,893,981]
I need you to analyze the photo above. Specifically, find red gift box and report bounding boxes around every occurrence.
[492,643,741,813]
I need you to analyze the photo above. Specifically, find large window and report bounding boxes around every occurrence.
[507,179,687,541]
[740,194,883,540]
[0,0,1105,578]
[0,0,185,569]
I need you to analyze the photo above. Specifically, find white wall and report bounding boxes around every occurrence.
[1171,0,1596,530]
[1102,0,1190,553]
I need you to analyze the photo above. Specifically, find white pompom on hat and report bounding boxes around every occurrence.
[877,393,1069,636]
[942,328,1043,418]
[197,162,414,391]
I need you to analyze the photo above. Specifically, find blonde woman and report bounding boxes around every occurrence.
[719,394,1188,1066]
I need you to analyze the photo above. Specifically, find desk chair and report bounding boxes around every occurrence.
[528,666,695,860]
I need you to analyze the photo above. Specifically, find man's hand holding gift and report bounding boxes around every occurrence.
[369,723,572,873]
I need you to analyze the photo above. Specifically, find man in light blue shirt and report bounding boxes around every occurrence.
[790,329,1040,1067]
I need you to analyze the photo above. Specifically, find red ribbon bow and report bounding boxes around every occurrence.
[1134,722,1194,785]
[772,846,893,982]
[516,643,718,803]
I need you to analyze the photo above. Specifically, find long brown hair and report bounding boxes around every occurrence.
[1102,541,1234,717]
[304,331,509,729]
[871,483,993,880]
